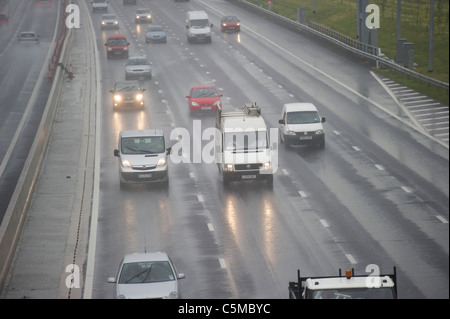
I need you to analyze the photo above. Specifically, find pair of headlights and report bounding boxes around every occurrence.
[121,158,166,168]
[224,162,271,171]
[286,129,324,135]
[114,94,143,102]
[190,100,221,107]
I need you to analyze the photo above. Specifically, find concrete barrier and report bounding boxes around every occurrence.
[0,26,74,292]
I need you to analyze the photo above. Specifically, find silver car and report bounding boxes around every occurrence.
[108,252,185,299]
[100,14,119,29]
[113,130,170,187]
[17,31,39,43]
[135,8,152,23]
[145,25,167,43]
[124,56,152,80]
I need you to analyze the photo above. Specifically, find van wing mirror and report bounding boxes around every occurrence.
[278,119,285,124]
[321,117,326,123]
[166,147,172,155]
[114,149,120,157]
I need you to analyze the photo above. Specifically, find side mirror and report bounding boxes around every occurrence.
[104,43,107,46]
[107,277,116,283]
[278,119,285,124]
[114,149,120,157]
[166,147,172,155]
[109,89,114,93]
[177,273,185,279]
[142,88,146,92]
[210,23,213,28]
[186,95,190,98]
[321,117,326,123]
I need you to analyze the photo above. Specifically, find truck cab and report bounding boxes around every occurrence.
[215,103,275,188]
[289,268,398,299]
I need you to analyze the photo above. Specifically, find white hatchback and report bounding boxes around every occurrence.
[108,252,185,299]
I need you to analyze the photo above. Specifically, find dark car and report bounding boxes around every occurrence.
[110,81,146,109]
[220,15,240,32]
[135,8,152,23]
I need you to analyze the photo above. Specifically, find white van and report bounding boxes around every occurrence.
[114,130,171,187]
[279,103,326,148]
[186,11,212,43]
[216,103,275,188]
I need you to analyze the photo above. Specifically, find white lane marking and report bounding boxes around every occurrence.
[207,223,214,231]
[319,219,329,228]
[298,191,307,198]
[436,215,448,224]
[345,254,357,265]
[401,186,412,193]
[219,258,227,269]
[375,164,385,171]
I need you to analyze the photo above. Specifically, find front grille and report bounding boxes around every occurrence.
[234,163,262,171]
[132,165,156,170]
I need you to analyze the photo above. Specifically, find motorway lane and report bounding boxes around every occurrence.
[0,1,58,222]
[86,0,448,299]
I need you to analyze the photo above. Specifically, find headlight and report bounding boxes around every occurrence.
[286,131,296,136]
[315,129,324,135]
[136,15,139,19]
[157,158,166,167]
[114,95,121,102]
[121,160,131,168]
[101,21,105,25]
[107,47,112,51]
[225,164,233,171]
[114,21,118,25]
[123,46,128,50]
[191,101,200,106]
[163,291,178,299]
[135,94,143,101]
[147,15,151,18]
[263,162,271,169]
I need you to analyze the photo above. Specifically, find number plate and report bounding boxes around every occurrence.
[242,175,256,179]
[299,136,312,140]
[201,107,211,110]
[138,173,152,178]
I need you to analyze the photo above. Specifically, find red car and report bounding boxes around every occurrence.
[186,86,223,112]
[220,15,240,32]
[105,34,130,59]
[0,14,8,24]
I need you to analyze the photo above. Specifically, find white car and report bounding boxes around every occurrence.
[279,102,326,148]
[124,56,152,80]
[113,129,170,187]
[17,31,39,43]
[100,14,119,29]
[108,252,185,299]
